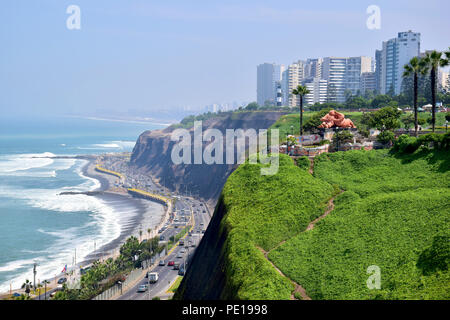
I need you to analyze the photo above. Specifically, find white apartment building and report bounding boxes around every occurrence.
[304,58,323,80]
[257,63,285,106]
[304,78,328,105]
[360,72,377,95]
[282,61,305,107]
[376,31,421,95]
[322,57,347,103]
[438,70,449,91]
[346,56,372,95]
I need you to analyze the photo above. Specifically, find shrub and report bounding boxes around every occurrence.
[295,156,310,171]
[376,130,395,144]
[392,135,419,154]
[417,235,450,276]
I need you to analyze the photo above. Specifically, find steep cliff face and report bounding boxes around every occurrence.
[130,111,285,203]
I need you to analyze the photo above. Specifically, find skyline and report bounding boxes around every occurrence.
[1,0,450,119]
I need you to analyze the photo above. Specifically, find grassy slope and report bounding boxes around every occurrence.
[269,149,450,299]
[220,154,334,299]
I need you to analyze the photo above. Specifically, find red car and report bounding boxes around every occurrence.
[168,261,175,266]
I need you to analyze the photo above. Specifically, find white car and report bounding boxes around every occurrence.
[137,284,148,292]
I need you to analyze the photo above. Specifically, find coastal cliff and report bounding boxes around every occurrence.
[130,111,285,204]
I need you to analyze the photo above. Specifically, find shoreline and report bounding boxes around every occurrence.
[0,157,169,297]
[78,158,169,266]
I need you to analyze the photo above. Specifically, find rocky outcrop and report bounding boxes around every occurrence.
[130,111,285,204]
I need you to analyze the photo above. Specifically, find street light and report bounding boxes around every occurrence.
[43,280,50,301]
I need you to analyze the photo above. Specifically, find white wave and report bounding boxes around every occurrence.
[0,258,41,273]
[0,194,123,293]
[0,153,55,174]
[77,143,122,150]
[110,140,136,149]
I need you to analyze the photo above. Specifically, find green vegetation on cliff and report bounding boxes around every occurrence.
[178,142,449,300]
[214,154,334,299]
[269,149,449,299]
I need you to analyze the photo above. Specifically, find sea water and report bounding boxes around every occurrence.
[0,115,165,293]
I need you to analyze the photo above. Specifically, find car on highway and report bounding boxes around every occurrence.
[168,260,174,266]
[178,264,186,276]
[57,277,67,284]
[173,262,180,270]
[176,252,183,259]
[159,235,165,241]
[137,284,148,293]
[202,229,206,234]
[159,259,165,266]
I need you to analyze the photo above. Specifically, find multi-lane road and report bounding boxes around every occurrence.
[117,196,211,300]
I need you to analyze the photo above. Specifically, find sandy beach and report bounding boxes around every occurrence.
[1,157,169,297]
[79,159,167,265]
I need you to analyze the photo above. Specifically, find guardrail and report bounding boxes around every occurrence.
[95,165,125,179]
[127,188,170,206]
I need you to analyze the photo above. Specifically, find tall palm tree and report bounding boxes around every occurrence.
[420,50,449,132]
[292,85,310,136]
[21,279,32,297]
[403,56,424,137]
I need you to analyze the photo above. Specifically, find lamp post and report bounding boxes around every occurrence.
[43,280,49,300]
[33,262,37,290]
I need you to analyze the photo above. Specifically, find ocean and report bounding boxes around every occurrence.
[0,115,166,293]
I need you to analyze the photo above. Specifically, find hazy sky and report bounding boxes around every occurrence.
[1,0,449,119]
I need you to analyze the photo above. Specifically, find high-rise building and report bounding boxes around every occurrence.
[346,56,372,96]
[322,57,347,103]
[438,70,449,91]
[360,72,377,95]
[282,61,305,107]
[304,58,323,81]
[304,78,328,105]
[257,63,284,106]
[375,49,383,93]
[375,31,421,95]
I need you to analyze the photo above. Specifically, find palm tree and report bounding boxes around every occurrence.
[403,56,424,137]
[420,50,449,132]
[21,279,32,297]
[147,228,151,240]
[292,85,311,136]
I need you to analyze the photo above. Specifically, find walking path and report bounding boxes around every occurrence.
[257,156,342,300]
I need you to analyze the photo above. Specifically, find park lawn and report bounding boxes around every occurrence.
[270,111,364,138]
[268,149,450,299]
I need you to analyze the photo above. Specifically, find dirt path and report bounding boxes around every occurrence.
[256,246,311,300]
[308,157,315,175]
[258,188,342,300]
[306,192,340,231]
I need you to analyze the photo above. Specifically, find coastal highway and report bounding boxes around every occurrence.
[117,197,210,300]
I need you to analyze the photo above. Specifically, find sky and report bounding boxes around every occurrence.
[1,0,449,120]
